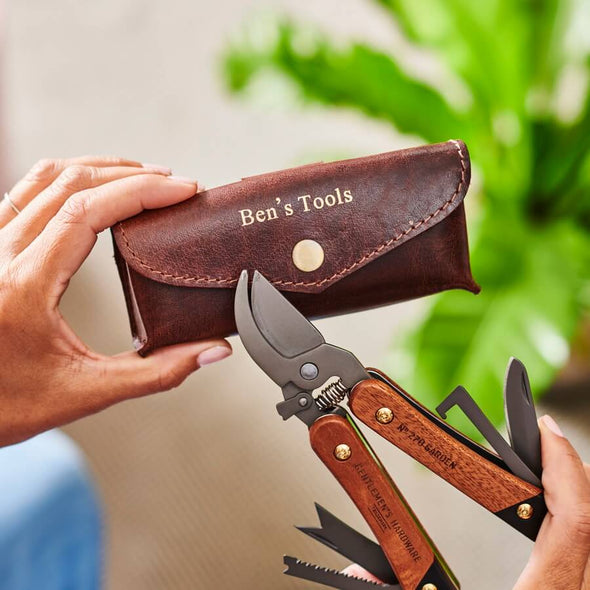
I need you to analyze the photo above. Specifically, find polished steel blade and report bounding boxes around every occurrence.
[251,270,324,358]
[504,358,542,480]
[283,556,396,589]
[297,504,397,585]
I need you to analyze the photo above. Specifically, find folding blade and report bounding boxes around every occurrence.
[297,504,397,585]
[251,270,324,358]
[504,358,542,480]
[437,386,542,487]
[283,556,397,590]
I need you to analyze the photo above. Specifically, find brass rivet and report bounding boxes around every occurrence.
[422,584,437,590]
[334,444,351,461]
[375,407,394,424]
[292,239,325,272]
[517,503,534,520]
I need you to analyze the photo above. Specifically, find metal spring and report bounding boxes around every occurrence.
[315,379,349,410]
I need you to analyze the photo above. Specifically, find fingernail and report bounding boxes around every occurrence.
[541,414,564,437]
[197,346,232,367]
[141,163,172,175]
[168,175,198,186]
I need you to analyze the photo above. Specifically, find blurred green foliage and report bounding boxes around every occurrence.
[221,1,590,434]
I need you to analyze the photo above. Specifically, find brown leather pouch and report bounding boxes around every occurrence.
[112,140,479,355]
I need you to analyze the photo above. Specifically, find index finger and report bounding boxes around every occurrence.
[0,155,143,228]
[23,174,198,296]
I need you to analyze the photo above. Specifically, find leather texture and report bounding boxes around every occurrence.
[112,140,479,355]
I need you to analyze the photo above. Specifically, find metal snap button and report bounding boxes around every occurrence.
[292,239,324,272]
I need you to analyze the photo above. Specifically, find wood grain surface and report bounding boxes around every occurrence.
[349,379,541,513]
[309,412,435,590]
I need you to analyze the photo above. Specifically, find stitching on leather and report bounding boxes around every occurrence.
[117,140,467,288]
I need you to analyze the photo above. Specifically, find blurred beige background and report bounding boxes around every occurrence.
[2,1,589,589]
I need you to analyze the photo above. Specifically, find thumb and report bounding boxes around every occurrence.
[515,415,590,589]
[89,339,232,406]
[539,415,590,546]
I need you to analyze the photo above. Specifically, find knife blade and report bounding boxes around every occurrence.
[504,358,542,480]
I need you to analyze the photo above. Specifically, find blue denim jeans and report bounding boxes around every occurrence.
[0,430,102,590]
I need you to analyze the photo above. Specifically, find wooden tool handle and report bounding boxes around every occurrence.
[310,412,459,590]
[349,377,541,514]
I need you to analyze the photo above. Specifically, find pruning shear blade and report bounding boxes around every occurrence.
[250,269,325,357]
[234,270,368,425]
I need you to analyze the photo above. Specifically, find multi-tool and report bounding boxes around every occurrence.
[234,270,546,590]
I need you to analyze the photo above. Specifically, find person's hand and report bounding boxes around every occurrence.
[0,157,232,447]
[514,415,590,589]
[341,564,382,584]
[344,414,590,589]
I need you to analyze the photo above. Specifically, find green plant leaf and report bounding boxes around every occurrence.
[566,149,590,228]
[373,0,533,113]
[222,20,468,144]
[373,0,551,204]
[530,75,590,224]
[372,1,582,207]
[527,0,570,92]
[387,216,587,439]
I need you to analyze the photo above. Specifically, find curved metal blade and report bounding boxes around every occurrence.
[504,358,542,480]
[234,269,368,418]
[251,270,324,358]
[234,270,287,385]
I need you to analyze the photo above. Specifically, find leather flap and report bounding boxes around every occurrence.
[112,140,470,294]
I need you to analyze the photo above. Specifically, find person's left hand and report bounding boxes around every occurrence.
[0,156,232,447]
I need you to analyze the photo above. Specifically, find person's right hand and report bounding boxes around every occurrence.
[0,157,232,447]
[344,414,590,589]
[514,415,590,589]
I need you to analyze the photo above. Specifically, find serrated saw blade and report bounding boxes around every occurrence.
[297,504,397,585]
[283,556,397,590]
